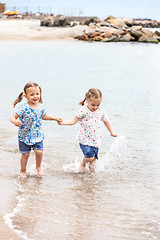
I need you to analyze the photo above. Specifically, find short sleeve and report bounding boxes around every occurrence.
[101,110,108,122]
[16,105,25,118]
[76,107,86,119]
[41,105,46,116]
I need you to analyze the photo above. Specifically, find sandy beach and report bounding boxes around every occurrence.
[0,175,23,240]
[0,18,91,41]
[0,215,23,239]
[1,17,160,239]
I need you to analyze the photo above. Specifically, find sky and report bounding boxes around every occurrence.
[3,0,160,20]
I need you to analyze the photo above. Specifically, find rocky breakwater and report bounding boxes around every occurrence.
[75,16,160,44]
[40,15,160,43]
[76,26,160,44]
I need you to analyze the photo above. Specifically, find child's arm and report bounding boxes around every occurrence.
[104,120,117,137]
[10,113,22,127]
[59,116,79,126]
[42,114,62,123]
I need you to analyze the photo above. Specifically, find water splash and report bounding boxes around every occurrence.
[108,136,129,157]
[24,162,50,177]
[63,136,130,173]
[63,158,80,173]
[96,136,129,171]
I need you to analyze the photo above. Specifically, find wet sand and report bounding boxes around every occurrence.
[0,18,91,41]
[0,214,23,240]
[0,176,22,240]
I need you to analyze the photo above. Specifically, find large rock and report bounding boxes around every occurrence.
[154,31,160,41]
[102,31,113,38]
[83,17,101,26]
[116,29,128,36]
[138,35,158,43]
[93,35,103,41]
[53,16,68,26]
[129,26,143,31]
[40,16,54,26]
[89,31,101,38]
[75,33,90,41]
[138,28,159,43]
[155,30,160,36]
[100,21,112,27]
[106,18,123,27]
[141,29,154,37]
[120,33,135,42]
[129,26,143,40]
[104,36,120,42]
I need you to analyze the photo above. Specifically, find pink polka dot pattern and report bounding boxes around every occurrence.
[76,105,108,148]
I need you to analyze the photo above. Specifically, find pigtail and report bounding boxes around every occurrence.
[39,86,43,103]
[79,88,102,106]
[79,98,86,106]
[13,92,24,108]
[13,82,43,108]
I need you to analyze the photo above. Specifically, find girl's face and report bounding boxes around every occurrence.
[25,86,40,105]
[87,98,102,112]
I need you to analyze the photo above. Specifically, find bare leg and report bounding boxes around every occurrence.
[79,156,95,173]
[34,149,43,177]
[89,157,96,173]
[20,152,30,177]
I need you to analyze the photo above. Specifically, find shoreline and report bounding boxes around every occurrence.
[0,18,159,43]
[0,18,90,41]
[0,214,23,240]
[0,175,23,240]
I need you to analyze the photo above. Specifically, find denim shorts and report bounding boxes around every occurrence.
[18,140,43,154]
[80,144,99,159]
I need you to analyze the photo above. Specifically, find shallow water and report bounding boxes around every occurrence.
[0,40,160,240]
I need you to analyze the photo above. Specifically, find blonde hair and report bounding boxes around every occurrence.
[13,82,43,107]
[79,88,102,106]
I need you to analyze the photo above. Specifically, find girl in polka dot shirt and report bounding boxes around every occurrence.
[60,88,117,173]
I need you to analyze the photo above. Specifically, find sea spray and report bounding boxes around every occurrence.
[63,136,130,173]
[26,162,49,177]
[96,136,130,171]
[63,157,80,173]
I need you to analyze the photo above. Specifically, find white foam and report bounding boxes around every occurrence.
[3,211,33,240]
[3,161,51,240]
[3,181,34,240]
[27,162,50,176]
[63,158,80,173]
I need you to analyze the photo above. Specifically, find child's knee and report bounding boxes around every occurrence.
[22,152,30,159]
[34,149,43,156]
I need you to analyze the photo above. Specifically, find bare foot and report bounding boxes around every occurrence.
[20,170,27,178]
[36,167,44,177]
[78,162,86,174]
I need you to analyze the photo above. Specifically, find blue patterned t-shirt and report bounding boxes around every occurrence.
[16,103,46,145]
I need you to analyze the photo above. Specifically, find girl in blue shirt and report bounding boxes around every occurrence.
[10,82,62,178]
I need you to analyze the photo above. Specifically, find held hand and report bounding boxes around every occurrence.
[56,117,63,124]
[111,132,117,137]
[58,121,63,125]
[14,119,22,127]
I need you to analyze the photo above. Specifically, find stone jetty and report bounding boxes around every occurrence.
[41,15,160,44]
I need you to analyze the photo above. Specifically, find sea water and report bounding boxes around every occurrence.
[0,40,160,240]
